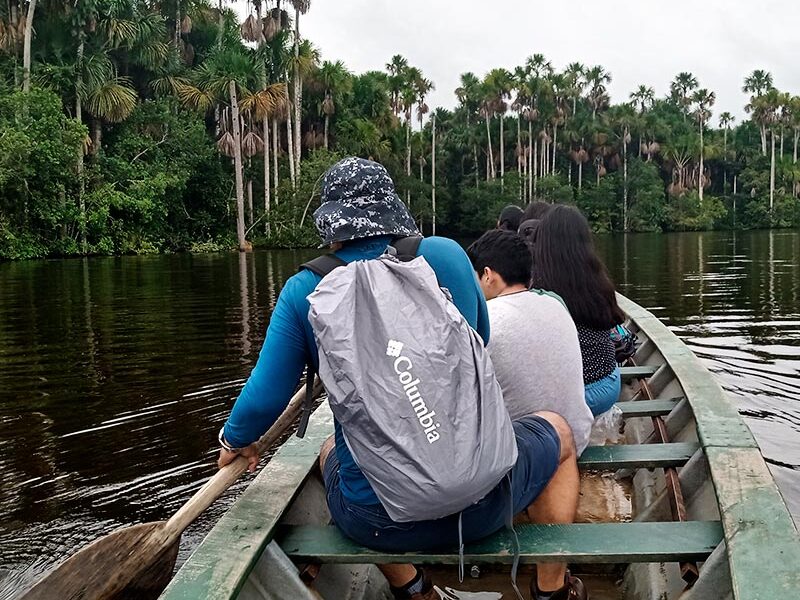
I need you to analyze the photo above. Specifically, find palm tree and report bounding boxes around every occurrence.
[743,69,774,155]
[753,89,784,213]
[386,54,408,117]
[564,62,585,117]
[456,71,481,182]
[413,74,433,131]
[21,0,35,92]
[289,0,311,176]
[692,88,715,204]
[484,68,512,184]
[629,85,654,156]
[719,111,735,194]
[670,72,698,120]
[319,59,350,150]
[180,49,256,251]
[610,104,636,229]
[790,96,800,165]
[585,65,611,120]
[549,73,568,176]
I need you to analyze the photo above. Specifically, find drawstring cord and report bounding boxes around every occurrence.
[458,512,465,583]
[505,473,524,600]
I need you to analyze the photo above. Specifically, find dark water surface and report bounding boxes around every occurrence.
[1,230,798,589]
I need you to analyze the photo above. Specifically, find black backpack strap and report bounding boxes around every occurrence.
[299,254,347,278]
[296,253,345,438]
[391,235,424,262]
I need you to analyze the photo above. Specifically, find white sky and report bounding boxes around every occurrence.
[234,0,800,123]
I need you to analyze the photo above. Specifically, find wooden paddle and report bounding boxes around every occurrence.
[20,379,324,600]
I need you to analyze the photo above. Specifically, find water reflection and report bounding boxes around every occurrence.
[0,232,798,591]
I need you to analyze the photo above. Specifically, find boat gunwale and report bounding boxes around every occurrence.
[617,293,800,599]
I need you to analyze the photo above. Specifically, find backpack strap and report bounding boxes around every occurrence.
[391,235,423,262]
[299,254,347,278]
[296,254,345,438]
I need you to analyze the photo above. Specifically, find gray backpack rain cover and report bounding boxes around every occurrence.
[307,253,517,523]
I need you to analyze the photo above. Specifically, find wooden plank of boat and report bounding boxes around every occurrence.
[159,294,800,600]
[277,521,723,564]
[617,295,800,598]
[616,398,681,417]
[619,365,659,381]
[159,406,335,600]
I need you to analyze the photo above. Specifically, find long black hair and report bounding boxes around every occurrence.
[531,205,624,329]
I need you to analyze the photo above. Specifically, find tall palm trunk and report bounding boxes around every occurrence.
[22,0,36,92]
[272,117,279,204]
[76,34,87,254]
[761,126,767,156]
[405,120,411,204]
[473,143,479,188]
[263,115,271,234]
[286,112,295,187]
[578,160,583,191]
[484,113,495,179]
[793,127,799,164]
[528,120,533,198]
[247,158,254,226]
[431,113,436,235]
[516,116,522,201]
[174,0,181,47]
[552,123,558,175]
[698,123,704,205]
[324,113,330,149]
[769,129,776,213]
[623,129,629,231]
[499,114,505,188]
[229,81,247,251]
[293,8,302,174]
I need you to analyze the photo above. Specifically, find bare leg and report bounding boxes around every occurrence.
[318,437,419,589]
[527,411,580,592]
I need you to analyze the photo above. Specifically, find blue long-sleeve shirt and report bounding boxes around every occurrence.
[223,235,490,505]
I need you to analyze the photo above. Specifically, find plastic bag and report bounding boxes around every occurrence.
[589,404,624,446]
[610,324,638,364]
[435,586,503,600]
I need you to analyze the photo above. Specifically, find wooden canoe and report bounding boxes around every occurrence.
[159,295,800,600]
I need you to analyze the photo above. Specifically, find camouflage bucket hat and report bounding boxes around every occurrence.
[313,157,420,247]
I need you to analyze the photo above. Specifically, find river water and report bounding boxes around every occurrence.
[0,230,798,591]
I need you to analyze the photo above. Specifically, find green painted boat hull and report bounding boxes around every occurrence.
[159,295,800,600]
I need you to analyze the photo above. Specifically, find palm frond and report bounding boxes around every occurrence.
[240,83,286,120]
[86,77,138,123]
[177,82,216,113]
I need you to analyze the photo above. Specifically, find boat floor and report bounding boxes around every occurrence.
[423,566,621,599]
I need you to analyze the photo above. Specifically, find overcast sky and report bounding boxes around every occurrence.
[236,0,799,122]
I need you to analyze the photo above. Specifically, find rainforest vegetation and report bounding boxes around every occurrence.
[1,1,799,259]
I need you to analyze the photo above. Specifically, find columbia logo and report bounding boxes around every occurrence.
[386,340,404,357]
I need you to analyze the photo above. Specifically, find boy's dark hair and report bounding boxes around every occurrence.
[522,200,553,221]
[531,205,624,329]
[467,230,532,287]
[497,205,524,232]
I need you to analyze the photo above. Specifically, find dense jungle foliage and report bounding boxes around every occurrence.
[1,1,799,259]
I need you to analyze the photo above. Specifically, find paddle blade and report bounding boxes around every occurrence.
[19,522,179,600]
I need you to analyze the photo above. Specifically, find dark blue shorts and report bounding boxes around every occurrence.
[322,416,561,552]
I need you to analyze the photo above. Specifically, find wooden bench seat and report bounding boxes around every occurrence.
[619,365,659,381]
[578,442,698,470]
[616,398,681,417]
[277,521,723,564]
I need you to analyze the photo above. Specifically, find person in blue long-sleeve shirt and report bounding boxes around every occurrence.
[217,158,585,600]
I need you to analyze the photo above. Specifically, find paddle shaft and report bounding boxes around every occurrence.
[162,378,323,544]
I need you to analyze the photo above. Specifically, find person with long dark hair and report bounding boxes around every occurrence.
[531,205,624,417]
